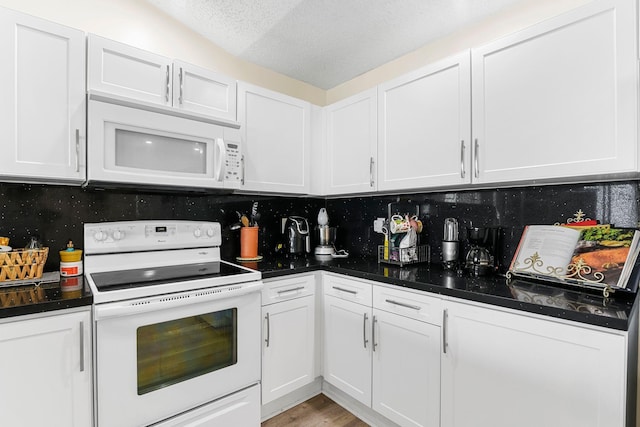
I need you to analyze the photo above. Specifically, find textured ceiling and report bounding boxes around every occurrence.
[146,0,525,90]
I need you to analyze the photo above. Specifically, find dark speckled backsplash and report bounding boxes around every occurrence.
[1,181,638,273]
[325,182,640,271]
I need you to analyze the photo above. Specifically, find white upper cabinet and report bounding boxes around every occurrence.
[88,34,172,106]
[172,60,236,121]
[377,51,472,192]
[0,7,86,184]
[471,0,637,184]
[88,35,237,121]
[238,82,311,194]
[325,88,378,195]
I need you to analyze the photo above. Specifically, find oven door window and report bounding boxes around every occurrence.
[115,128,207,174]
[136,308,237,395]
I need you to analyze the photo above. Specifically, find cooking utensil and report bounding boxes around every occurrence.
[241,215,250,227]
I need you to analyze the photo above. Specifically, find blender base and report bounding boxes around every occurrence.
[314,245,335,255]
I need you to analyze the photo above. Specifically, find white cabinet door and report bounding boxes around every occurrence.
[262,295,315,404]
[88,36,237,122]
[238,82,311,194]
[372,309,440,427]
[88,34,173,106]
[471,0,637,184]
[441,300,628,427]
[173,60,237,121]
[0,310,92,426]
[325,88,378,195]
[378,51,471,191]
[323,294,372,406]
[0,8,85,183]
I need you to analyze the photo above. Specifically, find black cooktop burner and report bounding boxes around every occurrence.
[90,261,250,292]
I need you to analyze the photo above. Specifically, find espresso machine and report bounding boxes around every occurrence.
[464,226,502,276]
[284,216,311,256]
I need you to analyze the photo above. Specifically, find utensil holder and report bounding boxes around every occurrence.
[240,227,259,259]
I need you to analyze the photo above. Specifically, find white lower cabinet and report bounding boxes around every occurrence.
[323,274,442,427]
[261,274,316,405]
[372,287,442,427]
[441,299,631,427]
[0,308,92,426]
[323,288,373,406]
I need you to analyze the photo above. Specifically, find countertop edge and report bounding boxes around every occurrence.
[261,263,634,331]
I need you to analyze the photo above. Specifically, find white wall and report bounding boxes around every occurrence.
[326,0,593,104]
[0,0,592,106]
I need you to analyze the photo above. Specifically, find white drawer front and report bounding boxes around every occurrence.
[262,274,315,305]
[323,274,372,306]
[373,286,442,325]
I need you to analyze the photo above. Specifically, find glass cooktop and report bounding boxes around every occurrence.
[90,262,251,292]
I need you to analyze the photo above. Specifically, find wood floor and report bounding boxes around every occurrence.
[262,394,369,427]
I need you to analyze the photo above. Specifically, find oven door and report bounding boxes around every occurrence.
[87,99,229,190]
[93,281,262,427]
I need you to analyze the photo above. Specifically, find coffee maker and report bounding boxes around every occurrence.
[284,216,311,256]
[464,226,502,276]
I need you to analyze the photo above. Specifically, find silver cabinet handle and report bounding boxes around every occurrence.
[165,65,171,103]
[75,129,80,173]
[369,157,375,187]
[474,139,479,179]
[385,299,421,311]
[264,312,270,347]
[79,321,85,372]
[332,286,357,295]
[460,140,465,178]
[178,67,184,105]
[277,286,305,295]
[363,313,369,348]
[241,154,245,185]
[372,315,378,352]
[442,309,448,354]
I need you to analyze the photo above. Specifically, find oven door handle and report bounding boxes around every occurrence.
[94,281,263,320]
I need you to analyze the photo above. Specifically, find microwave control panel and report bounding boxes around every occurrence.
[224,141,242,187]
[222,128,242,189]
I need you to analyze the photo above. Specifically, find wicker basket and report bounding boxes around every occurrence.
[0,248,48,282]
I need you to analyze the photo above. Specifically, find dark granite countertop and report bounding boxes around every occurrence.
[237,255,638,331]
[2,256,635,331]
[0,273,93,319]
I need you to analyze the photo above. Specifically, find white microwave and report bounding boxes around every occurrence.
[86,99,242,191]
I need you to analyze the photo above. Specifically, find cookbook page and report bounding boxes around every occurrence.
[570,227,640,288]
[510,225,582,278]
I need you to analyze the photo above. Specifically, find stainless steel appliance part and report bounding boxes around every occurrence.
[84,220,262,426]
[442,218,459,269]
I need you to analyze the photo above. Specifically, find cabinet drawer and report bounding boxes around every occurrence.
[373,286,442,325]
[323,274,372,306]
[262,274,315,305]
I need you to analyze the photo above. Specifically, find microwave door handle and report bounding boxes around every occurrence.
[214,138,226,182]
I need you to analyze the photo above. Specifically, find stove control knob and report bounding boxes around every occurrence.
[193,228,202,238]
[206,228,215,237]
[94,231,106,242]
[112,230,125,240]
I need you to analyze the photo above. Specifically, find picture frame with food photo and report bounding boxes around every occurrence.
[507,225,640,295]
